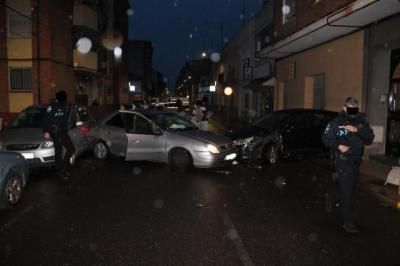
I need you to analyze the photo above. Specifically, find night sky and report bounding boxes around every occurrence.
[127,0,263,90]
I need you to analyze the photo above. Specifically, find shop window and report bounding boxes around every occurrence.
[10,68,32,91]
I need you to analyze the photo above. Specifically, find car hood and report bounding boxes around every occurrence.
[179,130,232,146]
[0,128,44,145]
[227,126,270,140]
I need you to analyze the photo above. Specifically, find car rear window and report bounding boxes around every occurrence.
[254,112,289,132]
[9,107,46,129]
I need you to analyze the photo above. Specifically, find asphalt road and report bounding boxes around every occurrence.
[1,154,399,265]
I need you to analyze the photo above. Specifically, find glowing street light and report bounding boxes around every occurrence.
[224,86,233,96]
[201,52,207,58]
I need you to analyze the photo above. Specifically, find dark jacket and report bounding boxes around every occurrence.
[322,111,374,160]
[43,102,70,134]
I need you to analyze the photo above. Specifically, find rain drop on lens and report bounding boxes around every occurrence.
[210,52,221,63]
[274,176,287,189]
[227,229,238,240]
[133,167,142,176]
[76,37,92,54]
[126,8,134,16]
[282,5,290,15]
[153,199,164,209]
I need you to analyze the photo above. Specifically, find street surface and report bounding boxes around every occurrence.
[1,154,399,265]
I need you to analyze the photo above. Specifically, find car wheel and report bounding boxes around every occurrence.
[264,144,279,165]
[93,141,109,160]
[1,168,23,208]
[169,148,192,173]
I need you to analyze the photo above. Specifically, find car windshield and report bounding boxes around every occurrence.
[253,112,289,133]
[146,113,198,131]
[9,107,46,129]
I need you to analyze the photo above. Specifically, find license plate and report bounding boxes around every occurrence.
[21,153,34,159]
[225,153,237,161]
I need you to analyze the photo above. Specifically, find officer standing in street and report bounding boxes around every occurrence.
[43,90,75,183]
[322,97,374,234]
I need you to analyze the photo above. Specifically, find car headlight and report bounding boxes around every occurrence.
[42,140,54,148]
[233,137,254,146]
[205,144,220,154]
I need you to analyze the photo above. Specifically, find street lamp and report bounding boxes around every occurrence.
[224,85,233,127]
[224,86,233,96]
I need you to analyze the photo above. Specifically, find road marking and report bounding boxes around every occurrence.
[223,212,254,266]
[0,205,34,233]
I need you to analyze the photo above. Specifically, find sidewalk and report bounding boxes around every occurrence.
[209,114,400,208]
[360,157,400,208]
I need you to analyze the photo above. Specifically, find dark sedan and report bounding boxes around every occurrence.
[227,109,337,165]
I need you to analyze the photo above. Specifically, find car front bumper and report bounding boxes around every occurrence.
[3,148,55,168]
[192,149,238,168]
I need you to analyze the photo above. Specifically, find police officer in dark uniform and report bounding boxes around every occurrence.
[43,90,75,181]
[322,97,375,234]
[322,97,374,234]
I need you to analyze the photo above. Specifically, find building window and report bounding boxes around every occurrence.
[282,0,296,24]
[256,25,273,51]
[242,58,252,80]
[8,12,32,38]
[245,93,250,109]
[10,68,32,91]
[313,74,326,110]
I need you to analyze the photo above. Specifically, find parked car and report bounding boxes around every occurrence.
[155,97,190,111]
[89,109,237,171]
[227,109,337,165]
[0,151,29,209]
[0,104,91,168]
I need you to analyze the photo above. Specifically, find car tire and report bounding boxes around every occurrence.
[93,141,109,160]
[264,144,279,165]
[169,148,192,173]
[1,168,23,208]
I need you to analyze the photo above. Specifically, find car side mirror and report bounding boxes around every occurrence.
[153,126,163,136]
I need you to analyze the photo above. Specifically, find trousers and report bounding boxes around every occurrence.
[331,156,361,225]
[50,130,75,175]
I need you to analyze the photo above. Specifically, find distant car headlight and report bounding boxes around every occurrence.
[233,137,254,146]
[205,144,220,154]
[42,140,54,148]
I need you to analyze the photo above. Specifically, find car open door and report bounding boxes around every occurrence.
[125,114,166,162]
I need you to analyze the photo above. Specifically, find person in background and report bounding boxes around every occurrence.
[191,100,203,128]
[43,90,75,184]
[322,97,374,234]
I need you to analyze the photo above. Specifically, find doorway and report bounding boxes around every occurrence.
[386,48,400,156]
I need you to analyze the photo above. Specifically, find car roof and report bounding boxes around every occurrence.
[119,109,176,116]
[275,108,337,115]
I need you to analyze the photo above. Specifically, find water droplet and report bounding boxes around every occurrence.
[210,52,221,63]
[76,37,92,54]
[282,5,291,15]
[227,229,238,240]
[126,8,134,16]
[308,233,318,242]
[154,199,164,209]
[133,167,142,175]
[89,243,97,251]
[274,176,286,189]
